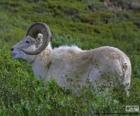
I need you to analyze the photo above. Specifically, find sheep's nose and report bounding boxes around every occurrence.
[11,48,14,51]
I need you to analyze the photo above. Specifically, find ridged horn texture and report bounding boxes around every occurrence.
[22,22,52,55]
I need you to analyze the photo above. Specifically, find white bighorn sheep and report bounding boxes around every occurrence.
[11,22,131,95]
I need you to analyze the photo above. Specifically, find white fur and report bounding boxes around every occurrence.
[12,37,131,95]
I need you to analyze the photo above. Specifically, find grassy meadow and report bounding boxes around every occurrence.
[0,0,140,115]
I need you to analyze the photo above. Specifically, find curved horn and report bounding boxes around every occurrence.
[22,22,52,55]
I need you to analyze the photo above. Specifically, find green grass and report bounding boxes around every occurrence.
[0,0,140,115]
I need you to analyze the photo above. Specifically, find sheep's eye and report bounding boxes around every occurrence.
[25,40,30,44]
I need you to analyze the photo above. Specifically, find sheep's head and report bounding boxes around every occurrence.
[11,22,52,63]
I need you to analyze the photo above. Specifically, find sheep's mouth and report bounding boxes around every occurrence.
[12,52,18,58]
[11,52,23,59]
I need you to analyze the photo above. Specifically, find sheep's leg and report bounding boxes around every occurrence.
[122,62,131,96]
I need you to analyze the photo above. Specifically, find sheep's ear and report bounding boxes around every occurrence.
[35,33,43,48]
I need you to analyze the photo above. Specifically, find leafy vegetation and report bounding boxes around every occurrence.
[0,0,140,115]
